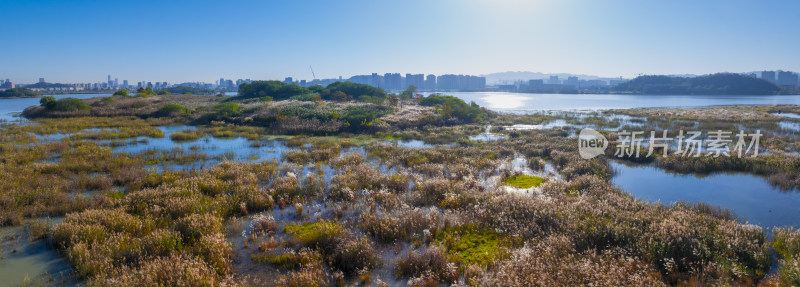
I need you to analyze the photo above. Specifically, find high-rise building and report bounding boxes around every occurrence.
[609,78,627,86]
[123,80,128,88]
[1,79,14,89]
[383,73,402,90]
[528,79,544,87]
[436,74,486,90]
[463,75,486,90]
[425,74,436,90]
[406,74,424,90]
[284,77,293,84]
[777,71,799,88]
[547,75,560,85]
[584,80,608,87]
[370,73,382,88]
[39,77,45,83]
[437,74,459,90]
[564,76,579,87]
[761,71,776,83]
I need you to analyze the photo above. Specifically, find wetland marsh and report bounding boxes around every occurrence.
[2,91,800,286]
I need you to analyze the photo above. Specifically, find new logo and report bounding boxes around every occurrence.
[578,128,608,159]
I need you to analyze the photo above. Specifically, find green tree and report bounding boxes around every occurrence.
[50,98,92,111]
[163,86,216,95]
[157,90,170,95]
[612,73,781,95]
[40,96,57,109]
[330,91,349,102]
[136,88,149,97]
[400,85,417,99]
[326,81,386,102]
[154,104,191,117]
[0,88,39,98]
[113,89,129,97]
[213,102,240,118]
[420,94,486,123]
[235,81,311,101]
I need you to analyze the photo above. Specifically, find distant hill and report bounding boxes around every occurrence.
[611,73,781,95]
[0,88,39,98]
[22,82,72,89]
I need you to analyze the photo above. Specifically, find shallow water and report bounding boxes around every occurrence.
[610,161,800,228]
[104,126,437,171]
[112,126,282,170]
[778,121,800,132]
[0,93,110,122]
[0,219,77,287]
[444,92,800,112]
[773,113,800,119]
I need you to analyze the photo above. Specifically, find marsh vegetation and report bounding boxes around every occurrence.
[2,90,800,286]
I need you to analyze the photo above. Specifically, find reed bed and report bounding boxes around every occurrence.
[3,99,800,285]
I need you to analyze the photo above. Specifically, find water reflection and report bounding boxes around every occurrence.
[773,113,800,119]
[610,161,800,228]
[444,92,800,112]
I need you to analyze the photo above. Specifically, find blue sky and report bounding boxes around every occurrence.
[1,0,799,84]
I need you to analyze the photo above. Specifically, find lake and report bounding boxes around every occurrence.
[610,161,800,228]
[445,92,800,112]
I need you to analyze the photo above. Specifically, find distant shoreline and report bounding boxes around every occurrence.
[0,96,39,99]
[41,90,113,95]
[442,90,800,96]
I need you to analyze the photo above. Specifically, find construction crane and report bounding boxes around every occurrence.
[309,65,317,81]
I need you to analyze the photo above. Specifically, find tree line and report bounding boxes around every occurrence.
[612,73,782,95]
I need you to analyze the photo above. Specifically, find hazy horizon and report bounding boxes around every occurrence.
[2,0,799,84]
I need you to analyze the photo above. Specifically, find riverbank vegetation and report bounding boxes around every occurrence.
[2,93,800,285]
[612,73,783,95]
[232,81,387,104]
[0,87,39,98]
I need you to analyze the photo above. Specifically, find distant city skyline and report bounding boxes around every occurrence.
[7,69,797,94]
[1,0,799,83]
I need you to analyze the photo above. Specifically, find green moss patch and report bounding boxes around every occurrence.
[434,225,509,266]
[504,174,545,189]
[251,251,321,270]
[284,221,345,245]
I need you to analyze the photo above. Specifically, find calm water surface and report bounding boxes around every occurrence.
[446,92,800,112]
[610,161,800,228]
